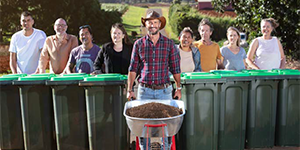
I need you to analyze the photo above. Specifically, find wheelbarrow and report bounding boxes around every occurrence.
[123,100,185,150]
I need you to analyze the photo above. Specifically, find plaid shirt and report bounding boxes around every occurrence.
[129,34,181,85]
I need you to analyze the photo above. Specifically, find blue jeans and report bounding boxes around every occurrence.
[137,84,173,150]
[137,84,173,100]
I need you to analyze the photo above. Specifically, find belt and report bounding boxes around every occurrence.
[140,83,170,90]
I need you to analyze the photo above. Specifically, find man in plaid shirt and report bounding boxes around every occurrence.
[126,10,182,150]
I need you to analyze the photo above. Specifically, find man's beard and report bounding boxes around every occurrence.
[148,27,159,35]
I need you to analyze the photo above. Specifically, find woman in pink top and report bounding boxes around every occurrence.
[246,18,286,70]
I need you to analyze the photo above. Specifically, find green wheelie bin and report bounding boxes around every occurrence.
[275,70,300,146]
[13,75,56,150]
[46,75,89,150]
[211,71,251,150]
[178,72,224,150]
[245,70,281,148]
[0,76,24,150]
[79,74,128,150]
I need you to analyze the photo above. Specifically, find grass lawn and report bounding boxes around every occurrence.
[122,6,147,39]
[159,7,179,44]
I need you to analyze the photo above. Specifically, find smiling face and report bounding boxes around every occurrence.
[261,20,273,37]
[145,19,161,35]
[199,24,212,41]
[79,28,92,45]
[179,31,193,48]
[227,30,239,46]
[54,19,67,35]
[20,15,34,31]
[111,27,124,44]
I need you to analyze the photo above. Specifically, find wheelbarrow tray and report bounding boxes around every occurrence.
[123,99,185,137]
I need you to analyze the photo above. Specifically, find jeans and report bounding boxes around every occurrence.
[137,84,173,100]
[137,84,173,150]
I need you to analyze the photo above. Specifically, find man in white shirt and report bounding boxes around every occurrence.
[9,11,46,74]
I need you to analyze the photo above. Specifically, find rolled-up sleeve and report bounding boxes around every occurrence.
[169,42,181,74]
[128,40,140,73]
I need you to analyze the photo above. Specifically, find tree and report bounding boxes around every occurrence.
[0,0,122,44]
[212,0,300,59]
[173,0,181,4]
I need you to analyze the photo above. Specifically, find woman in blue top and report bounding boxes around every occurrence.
[220,27,247,71]
[177,27,201,72]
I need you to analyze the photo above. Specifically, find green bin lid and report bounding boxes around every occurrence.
[51,76,84,81]
[29,73,56,77]
[84,76,123,81]
[242,69,268,73]
[122,75,128,80]
[249,71,280,76]
[96,73,121,77]
[2,73,27,77]
[0,76,20,81]
[281,71,300,75]
[183,72,212,76]
[62,73,90,76]
[182,73,221,79]
[210,70,238,74]
[18,76,51,81]
[220,72,250,77]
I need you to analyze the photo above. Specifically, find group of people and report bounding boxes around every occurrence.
[9,11,133,75]
[9,10,286,150]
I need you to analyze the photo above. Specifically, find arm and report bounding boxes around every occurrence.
[62,50,76,74]
[126,41,140,100]
[216,45,224,69]
[193,49,201,72]
[36,39,50,73]
[9,52,17,74]
[246,39,260,69]
[173,73,182,99]
[217,57,224,70]
[127,71,137,100]
[169,43,182,99]
[63,63,75,74]
[277,39,286,69]
[93,46,105,74]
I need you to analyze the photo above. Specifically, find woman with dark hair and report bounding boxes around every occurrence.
[93,23,133,74]
[246,18,286,70]
[177,27,201,72]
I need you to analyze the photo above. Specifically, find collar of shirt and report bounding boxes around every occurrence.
[145,33,163,43]
[53,34,69,44]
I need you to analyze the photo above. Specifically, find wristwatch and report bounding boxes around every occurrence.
[176,87,182,90]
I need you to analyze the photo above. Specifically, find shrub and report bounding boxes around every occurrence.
[169,4,235,41]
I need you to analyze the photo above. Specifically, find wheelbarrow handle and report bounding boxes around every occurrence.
[144,123,167,127]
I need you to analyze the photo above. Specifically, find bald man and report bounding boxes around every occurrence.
[35,18,78,74]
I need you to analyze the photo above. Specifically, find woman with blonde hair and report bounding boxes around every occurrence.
[220,27,247,71]
[246,18,285,70]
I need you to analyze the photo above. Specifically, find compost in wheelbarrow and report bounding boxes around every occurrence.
[123,100,185,138]
[125,102,183,118]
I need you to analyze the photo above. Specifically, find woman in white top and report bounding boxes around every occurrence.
[220,27,247,71]
[246,18,286,70]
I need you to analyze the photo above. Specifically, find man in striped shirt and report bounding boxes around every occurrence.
[127,10,182,150]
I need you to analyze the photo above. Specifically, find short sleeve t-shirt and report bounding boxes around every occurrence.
[194,41,222,72]
[69,44,101,74]
[220,46,247,71]
[9,28,46,74]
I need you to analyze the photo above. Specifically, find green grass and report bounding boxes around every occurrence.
[101,3,128,14]
[160,7,179,44]
[122,6,147,38]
